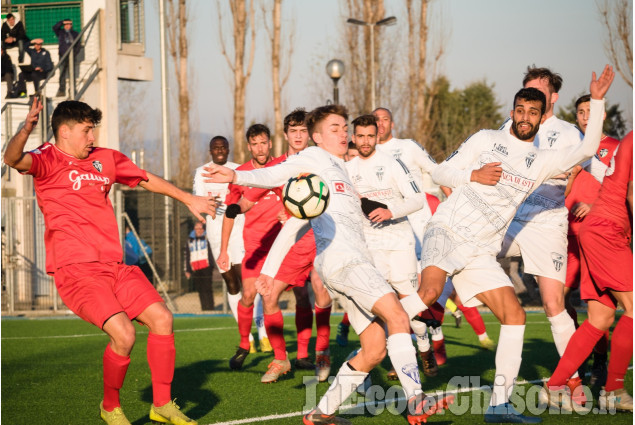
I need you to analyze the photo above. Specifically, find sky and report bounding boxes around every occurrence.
[122,0,633,172]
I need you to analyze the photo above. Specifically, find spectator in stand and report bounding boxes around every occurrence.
[184,222,215,311]
[52,18,80,98]
[2,47,14,90]
[2,13,28,63]
[17,38,53,93]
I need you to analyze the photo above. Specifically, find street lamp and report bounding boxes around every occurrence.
[347,16,396,110]
[326,59,345,104]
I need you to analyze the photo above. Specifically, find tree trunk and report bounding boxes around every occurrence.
[176,0,190,188]
[271,0,284,156]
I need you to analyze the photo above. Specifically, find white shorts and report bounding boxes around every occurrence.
[206,214,245,272]
[499,219,567,282]
[370,249,418,296]
[408,207,433,261]
[421,225,512,307]
[320,259,395,335]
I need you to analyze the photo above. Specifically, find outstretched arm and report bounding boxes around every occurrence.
[3,98,43,172]
[139,172,217,222]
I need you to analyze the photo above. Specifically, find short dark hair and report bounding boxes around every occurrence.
[352,114,378,132]
[6,13,14,19]
[348,141,357,150]
[245,124,270,141]
[51,101,102,138]
[306,104,348,138]
[575,94,591,110]
[513,88,546,115]
[372,107,393,120]
[523,66,563,94]
[283,108,307,133]
[209,135,229,150]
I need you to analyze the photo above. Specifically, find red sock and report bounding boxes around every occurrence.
[264,311,287,360]
[605,316,633,392]
[594,330,610,355]
[295,305,313,359]
[341,313,350,327]
[103,344,130,411]
[237,302,254,350]
[548,320,604,387]
[458,305,486,335]
[315,304,332,352]
[147,333,175,407]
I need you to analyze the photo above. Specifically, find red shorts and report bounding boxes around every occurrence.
[275,230,316,287]
[242,233,278,279]
[565,234,581,289]
[579,216,633,308]
[54,262,163,328]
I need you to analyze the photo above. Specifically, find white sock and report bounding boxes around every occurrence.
[411,319,430,352]
[490,325,525,407]
[387,333,423,399]
[316,361,368,415]
[400,293,427,319]
[430,326,444,341]
[253,293,268,339]
[478,332,490,341]
[548,309,578,378]
[227,292,242,322]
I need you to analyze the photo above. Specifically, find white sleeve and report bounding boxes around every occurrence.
[192,167,204,196]
[386,159,425,218]
[582,155,609,183]
[431,131,485,188]
[409,140,438,174]
[260,217,312,277]
[234,154,310,189]
[543,98,606,178]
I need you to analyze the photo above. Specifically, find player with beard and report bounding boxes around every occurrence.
[416,66,613,423]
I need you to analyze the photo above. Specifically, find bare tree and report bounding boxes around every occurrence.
[166,0,192,188]
[263,0,295,156]
[218,0,256,163]
[597,0,633,88]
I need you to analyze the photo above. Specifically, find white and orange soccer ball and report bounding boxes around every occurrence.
[282,173,330,219]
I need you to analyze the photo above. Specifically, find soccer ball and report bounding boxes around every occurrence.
[282,173,330,219]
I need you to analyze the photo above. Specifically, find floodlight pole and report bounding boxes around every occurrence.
[346,16,397,111]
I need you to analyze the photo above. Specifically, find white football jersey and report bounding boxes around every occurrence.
[345,151,424,250]
[430,99,605,255]
[501,116,582,226]
[233,146,373,279]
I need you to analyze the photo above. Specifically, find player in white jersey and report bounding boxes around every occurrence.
[372,107,451,260]
[204,104,453,425]
[417,66,613,424]
[497,68,592,399]
[346,114,441,378]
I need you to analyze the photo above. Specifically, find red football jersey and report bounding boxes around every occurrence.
[26,143,148,273]
[225,155,285,243]
[566,136,620,235]
[589,132,633,232]
[425,192,440,215]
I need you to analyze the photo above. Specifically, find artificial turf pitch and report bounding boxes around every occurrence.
[1,312,632,424]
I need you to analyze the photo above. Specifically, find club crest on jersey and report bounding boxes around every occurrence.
[393,149,402,160]
[551,252,564,272]
[401,363,421,385]
[92,160,103,173]
[494,143,509,156]
[598,148,608,158]
[375,166,385,181]
[334,182,346,193]
[547,131,560,147]
[525,152,536,168]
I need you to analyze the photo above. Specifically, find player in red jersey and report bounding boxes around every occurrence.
[3,100,215,425]
[542,131,633,412]
[564,94,620,386]
[219,124,284,370]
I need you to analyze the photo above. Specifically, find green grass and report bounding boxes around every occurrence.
[1,312,632,424]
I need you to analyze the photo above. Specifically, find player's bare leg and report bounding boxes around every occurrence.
[310,270,333,382]
[474,288,540,423]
